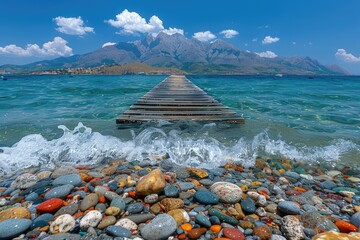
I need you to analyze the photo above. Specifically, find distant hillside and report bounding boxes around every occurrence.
[0,33,347,75]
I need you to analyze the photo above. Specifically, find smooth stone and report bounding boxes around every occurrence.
[350,212,360,228]
[167,209,190,225]
[37,198,64,213]
[51,166,78,179]
[34,213,54,223]
[178,182,195,191]
[80,210,102,229]
[187,228,207,239]
[333,187,359,194]
[54,203,79,218]
[125,213,155,224]
[106,225,132,238]
[25,192,39,201]
[10,173,38,189]
[210,216,221,224]
[253,225,272,240]
[0,206,31,222]
[284,171,300,180]
[144,194,158,204]
[319,180,337,189]
[53,174,82,187]
[0,218,32,239]
[164,185,180,197]
[110,196,126,211]
[194,190,219,205]
[127,202,144,214]
[210,182,242,203]
[115,218,138,231]
[80,193,99,211]
[50,214,75,234]
[301,211,339,232]
[281,215,305,240]
[95,203,107,212]
[105,206,120,216]
[30,220,48,230]
[312,231,360,240]
[327,170,342,177]
[208,208,238,225]
[160,198,184,212]
[140,214,177,240]
[186,168,208,178]
[241,197,256,214]
[45,184,74,199]
[278,201,300,215]
[45,233,80,239]
[37,170,52,179]
[195,214,211,227]
[223,227,246,240]
[270,235,287,240]
[135,169,166,196]
[97,216,117,229]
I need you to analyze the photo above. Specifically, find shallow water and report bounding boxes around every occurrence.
[0,75,359,177]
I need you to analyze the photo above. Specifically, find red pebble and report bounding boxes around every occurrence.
[223,227,246,240]
[36,198,64,213]
[335,220,358,233]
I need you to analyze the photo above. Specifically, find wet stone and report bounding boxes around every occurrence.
[53,174,82,187]
[164,184,180,197]
[106,225,132,238]
[350,212,360,228]
[194,190,219,205]
[51,166,78,179]
[125,213,155,224]
[97,216,117,229]
[241,197,256,214]
[195,214,211,227]
[208,208,238,225]
[45,184,74,199]
[140,214,177,240]
[223,227,246,240]
[80,193,99,211]
[110,196,126,211]
[319,180,337,189]
[0,218,32,239]
[127,202,144,214]
[277,201,300,215]
[10,173,38,189]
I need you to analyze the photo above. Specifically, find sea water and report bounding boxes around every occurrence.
[0,75,359,177]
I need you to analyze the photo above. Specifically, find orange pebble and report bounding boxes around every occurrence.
[294,187,307,192]
[128,191,136,198]
[210,225,222,233]
[98,195,106,203]
[178,233,186,240]
[83,186,89,192]
[335,220,358,233]
[62,201,69,206]
[88,206,95,211]
[67,194,73,198]
[73,212,84,218]
[214,238,231,240]
[180,223,193,232]
[103,186,110,191]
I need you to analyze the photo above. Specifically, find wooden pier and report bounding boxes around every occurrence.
[116,75,244,124]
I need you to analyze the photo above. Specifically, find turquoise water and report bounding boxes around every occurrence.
[1,75,359,177]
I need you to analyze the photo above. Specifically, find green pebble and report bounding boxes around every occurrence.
[208,208,238,226]
[332,187,359,194]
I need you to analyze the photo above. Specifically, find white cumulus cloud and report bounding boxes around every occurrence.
[335,49,360,63]
[106,9,164,35]
[220,29,239,38]
[193,31,216,42]
[162,27,184,35]
[262,36,280,44]
[102,42,116,48]
[255,51,278,58]
[54,16,94,35]
[0,37,73,57]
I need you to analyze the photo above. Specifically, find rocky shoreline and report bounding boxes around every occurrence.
[0,157,360,240]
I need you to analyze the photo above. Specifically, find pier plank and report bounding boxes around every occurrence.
[116,75,244,124]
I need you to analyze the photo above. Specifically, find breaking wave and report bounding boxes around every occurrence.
[1,122,359,177]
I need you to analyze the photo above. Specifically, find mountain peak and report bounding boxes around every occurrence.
[0,34,347,75]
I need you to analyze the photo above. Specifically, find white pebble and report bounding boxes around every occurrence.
[80,210,102,229]
[50,214,76,233]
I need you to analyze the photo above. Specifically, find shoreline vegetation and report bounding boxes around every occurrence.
[0,156,360,239]
[0,62,355,76]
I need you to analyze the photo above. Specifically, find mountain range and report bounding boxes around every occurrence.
[0,33,347,75]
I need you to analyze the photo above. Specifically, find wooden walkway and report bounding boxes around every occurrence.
[116,75,244,124]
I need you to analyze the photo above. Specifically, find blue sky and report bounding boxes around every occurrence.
[0,0,359,73]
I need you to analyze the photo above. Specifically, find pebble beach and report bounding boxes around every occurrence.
[1,156,360,240]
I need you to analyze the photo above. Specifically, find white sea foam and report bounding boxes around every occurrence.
[0,122,359,177]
